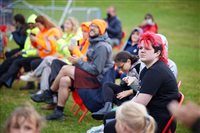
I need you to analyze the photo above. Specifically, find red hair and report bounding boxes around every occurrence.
[138,32,168,64]
[35,15,56,29]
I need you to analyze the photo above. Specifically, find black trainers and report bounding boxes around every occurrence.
[92,102,112,120]
[20,82,35,90]
[31,90,54,104]
[46,109,64,121]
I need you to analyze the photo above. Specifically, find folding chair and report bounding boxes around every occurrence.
[162,80,184,133]
[0,25,8,60]
[162,92,184,133]
[70,89,88,123]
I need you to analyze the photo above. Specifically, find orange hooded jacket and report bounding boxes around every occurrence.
[71,21,91,61]
[31,27,62,58]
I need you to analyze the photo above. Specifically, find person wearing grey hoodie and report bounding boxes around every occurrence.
[31,19,113,121]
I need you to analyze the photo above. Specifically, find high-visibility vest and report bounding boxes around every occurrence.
[71,38,89,61]
[31,27,62,58]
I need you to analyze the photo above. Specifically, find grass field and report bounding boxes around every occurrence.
[0,0,200,133]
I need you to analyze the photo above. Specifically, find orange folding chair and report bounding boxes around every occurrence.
[162,80,184,133]
[70,89,88,123]
[162,92,184,133]
[0,25,8,60]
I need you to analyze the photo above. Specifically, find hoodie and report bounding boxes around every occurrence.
[75,33,113,83]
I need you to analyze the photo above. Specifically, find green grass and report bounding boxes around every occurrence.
[0,0,200,133]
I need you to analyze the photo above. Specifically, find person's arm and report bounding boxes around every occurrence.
[22,49,38,57]
[116,89,134,100]
[132,69,162,106]
[132,93,152,106]
[168,101,200,133]
[75,45,109,75]
[12,31,27,49]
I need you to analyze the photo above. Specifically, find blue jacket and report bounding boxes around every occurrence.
[123,29,139,55]
[12,25,28,49]
[105,16,122,40]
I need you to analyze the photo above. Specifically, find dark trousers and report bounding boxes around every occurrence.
[0,55,22,76]
[49,59,67,86]
[103,111,116,133]
[102,82,131,106]
[0,57,40,87]
[30,58,43,70]
[5,48,21,58]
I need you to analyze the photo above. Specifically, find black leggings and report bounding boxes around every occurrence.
[102,82,132,106]
[49,59,67,86]
[103,111,116,133]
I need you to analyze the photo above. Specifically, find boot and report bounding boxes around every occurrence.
[4,77,14,88]
[20,82,35,90]
[46,108,64,121]
[92,102,112,120]
[31,89,54,104]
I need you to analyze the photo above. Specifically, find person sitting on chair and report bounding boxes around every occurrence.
[103,32,179,133]
[105,6,122,46]
[30,19,113,121]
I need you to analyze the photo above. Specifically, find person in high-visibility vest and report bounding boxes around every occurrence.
[30,21,91,110]
[20,17,83,93]
[0,15,61,88]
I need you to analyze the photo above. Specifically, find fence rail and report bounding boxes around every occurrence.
[0,0,101,25]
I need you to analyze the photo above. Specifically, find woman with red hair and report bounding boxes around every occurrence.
[103,32,179,133]
[131,32,179,133]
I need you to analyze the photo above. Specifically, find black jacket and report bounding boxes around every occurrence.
[105,16,122,40]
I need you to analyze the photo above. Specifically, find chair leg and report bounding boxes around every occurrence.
[74,107,81,115]
[70,103,77,112]
[78,110,88,123]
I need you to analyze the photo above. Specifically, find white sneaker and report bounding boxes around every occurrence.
[87,124,104,133]
[20,72,38,81]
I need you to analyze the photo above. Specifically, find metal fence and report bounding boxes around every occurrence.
[0,0,13,25]
[0,0,101,26]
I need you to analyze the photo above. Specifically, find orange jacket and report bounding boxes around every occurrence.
[31,27,62,58]
[71,38,90,61]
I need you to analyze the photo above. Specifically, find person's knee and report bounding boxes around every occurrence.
[60,65,69,73]
[60,65,75,77]
[59,76,71,89]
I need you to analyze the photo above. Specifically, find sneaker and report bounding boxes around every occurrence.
[87,124,104,133]
[92,102,112,120]
[20,82,35,90]
[20,72,38,81]
[46,109,64,121]
[31,90,54,104]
